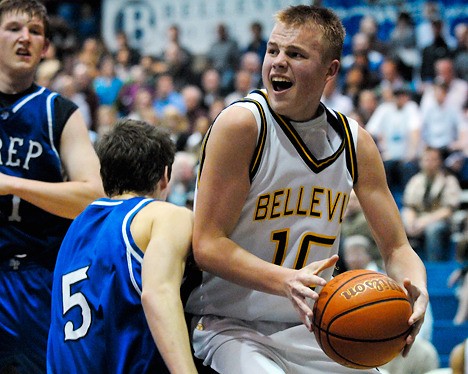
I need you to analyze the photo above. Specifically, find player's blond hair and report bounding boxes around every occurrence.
[275,5,345,63]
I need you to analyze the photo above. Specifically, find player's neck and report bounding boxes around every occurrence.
[0,74,35,95]
[111,193,141,200]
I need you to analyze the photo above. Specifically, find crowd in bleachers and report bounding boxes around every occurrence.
[41,1,468,327]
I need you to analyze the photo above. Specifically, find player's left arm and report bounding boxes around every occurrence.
[141,203,197,374]
[0,109,104,218]
[353,126,428,355]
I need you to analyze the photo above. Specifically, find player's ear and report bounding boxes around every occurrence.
[325,60,340,81]
[159,167,170,191]
[41,39,50,59]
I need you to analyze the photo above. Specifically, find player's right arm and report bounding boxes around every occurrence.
[192,105,336,328]
[140,202,197,374]
[0,109,104,219]
[354,126,428,354]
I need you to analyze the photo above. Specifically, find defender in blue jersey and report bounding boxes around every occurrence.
[0,1,104,372]
[47,119,198,374]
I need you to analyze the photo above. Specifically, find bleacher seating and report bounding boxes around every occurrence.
[426,260,468,368]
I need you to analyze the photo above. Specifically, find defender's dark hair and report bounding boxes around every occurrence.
[96,119,176,197]
[0,0,50,39]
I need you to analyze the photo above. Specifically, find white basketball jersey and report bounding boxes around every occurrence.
[186,90,359,323]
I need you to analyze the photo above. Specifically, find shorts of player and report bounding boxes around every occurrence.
[190,315,380,374]
[0,263,53,373]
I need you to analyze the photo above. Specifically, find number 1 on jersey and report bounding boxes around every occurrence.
[271,229,336,269]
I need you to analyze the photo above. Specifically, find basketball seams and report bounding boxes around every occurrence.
[325,296,412,335]
[313,270,383,349]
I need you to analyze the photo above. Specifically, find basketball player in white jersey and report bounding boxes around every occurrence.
[185,5,429,374]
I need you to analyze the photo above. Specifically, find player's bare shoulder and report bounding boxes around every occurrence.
[356,125,382,165]
[131,201,193,252]
[142,200,193,225]
[212,104,258,139]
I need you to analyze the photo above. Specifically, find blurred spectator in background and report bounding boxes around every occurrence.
[244,21,267,63]
[96,105,118,138]
[165,24,193,61]
[72,62,100,133]
[117,65,151,117]
[167,151,197,209]
[341,32,383,78]
[453,23,468,81]
[358,15,387,55]
[366,86,421,194]
[208,97,226,123]
[356,88,379,125]
[126,87,159,126]
[342,235,382,272]
[377,57,407,98]
[184,115,210,156]
[420,19,452,82]
[200,68,223,109]
[114,31,140,66]
[224,69,254,105]
[340,190,381,270]
[160,105,190,151]
[421,58,468,114]
[342,65,370,106]
[93,54,124,107]
[113,45,134,83]
[139,54,158,88]
[416,1,457,50]
[76,3,98,42]
[53,73,93,139]
[36,41,61,85]
[76,37,106,79]
[321,75,354,115]
[48,12,79,61]
[240,51,263,89]
[402,146,462,261]
[420,78,467,162]
[181,84,208,135]
[161,39,197,91]
[206,23,240,94]
[388,11,418,82]
[152,74,186,117]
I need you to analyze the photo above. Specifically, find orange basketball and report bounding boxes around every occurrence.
[312,269,412,370]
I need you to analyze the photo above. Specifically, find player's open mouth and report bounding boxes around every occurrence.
[16,49,31,56]
[271,77,292,92]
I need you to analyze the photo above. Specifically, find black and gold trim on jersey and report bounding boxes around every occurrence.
[195,122,211,189]
[253,90,358,183]
[335,110,359,185]
[196,97,268,186]
[238,98,267,181]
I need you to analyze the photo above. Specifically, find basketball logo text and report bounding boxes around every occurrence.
[340,277,401,300]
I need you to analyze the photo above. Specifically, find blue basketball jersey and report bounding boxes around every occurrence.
[47,197,169,374]
[0,85,71,265]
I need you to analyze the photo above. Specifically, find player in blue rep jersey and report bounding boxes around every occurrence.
[47,119,198,374]
[0,0,104,372]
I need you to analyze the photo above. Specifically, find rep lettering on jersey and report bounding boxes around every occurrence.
[253,186,348,223]
[0,137,43,170]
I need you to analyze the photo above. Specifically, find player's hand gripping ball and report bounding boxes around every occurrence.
[312,269,412,369]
